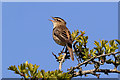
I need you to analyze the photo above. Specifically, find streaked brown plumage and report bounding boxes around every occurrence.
[49,17,74,61]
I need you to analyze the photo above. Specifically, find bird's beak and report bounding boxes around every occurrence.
[48,19,53,22]
[51,16,55,20]
[48,16,55,22]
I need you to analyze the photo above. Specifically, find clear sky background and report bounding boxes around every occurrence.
[2,2,118,78]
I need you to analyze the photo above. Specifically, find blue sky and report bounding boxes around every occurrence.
[2,2,118,78]
[1,0,120,2]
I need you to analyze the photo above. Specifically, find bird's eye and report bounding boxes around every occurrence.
[56,19,61,22]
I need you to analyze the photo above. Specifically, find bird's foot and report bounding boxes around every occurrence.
[58,52,62,55]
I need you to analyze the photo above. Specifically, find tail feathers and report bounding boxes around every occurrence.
[66,44,74,61]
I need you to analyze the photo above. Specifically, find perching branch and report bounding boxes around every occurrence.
[52,46,69,71]
[68,51,120,73]
[92,60,103,65]
[74,68,120,78]
[59,53,67,71]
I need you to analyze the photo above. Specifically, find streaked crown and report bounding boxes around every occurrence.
[52,17,66,25]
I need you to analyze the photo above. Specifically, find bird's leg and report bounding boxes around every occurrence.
[65,46,68,53]
[58,46,65,55]
[61,46,66,53]
[60,46,65,53]
[64,46,71,59]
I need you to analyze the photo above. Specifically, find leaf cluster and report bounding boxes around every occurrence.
[71,30,120,67]
[8,61,72,80]
[71,30,89,62]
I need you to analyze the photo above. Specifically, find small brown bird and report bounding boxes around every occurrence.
[49,17,74,61]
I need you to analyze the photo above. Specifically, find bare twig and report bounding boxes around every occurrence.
[74,68,120,78]
[113,54,118,69]
[92,60,103,65]
[52,52,59,60]
[19,72,26,78]
[68,51,120,73]
[59,53,67,71]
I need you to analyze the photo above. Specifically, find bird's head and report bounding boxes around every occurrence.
[49,17,66,28]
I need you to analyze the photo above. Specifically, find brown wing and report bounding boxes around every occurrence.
[53,25,72,44]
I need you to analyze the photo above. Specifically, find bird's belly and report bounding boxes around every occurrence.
[53,35,66,46]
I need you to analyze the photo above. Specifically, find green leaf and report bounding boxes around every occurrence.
[108,49,111,53]
[109,40,115,46]
[22,69,26,73]
[105,43,110,50]
[25,69,30,77]
[100,40,103,47]
[41,69,45,76]
[90,49,93,53]
[115,39,120,45]
[85,36,88,40]
[94,41,99,46]
[25,61,28,66]
[23,63,26,69]
[76,39,82,44]
[71,29,79,40]
[13,65,17,71]
[33,64,37,74]
[28,63,33,71]
[18,65,21,72]
[81,36,84,41]
[37,70,43,78]
[20,64,23,70]
[83,56,87,59]
[76,45,81,49]
[33,72,38,78]
[25,76,29,78]
[80,31,85,35]
[105,40,108,43]
[102,40,108,47]
[92,50,97,57]
[57,73,62,78]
